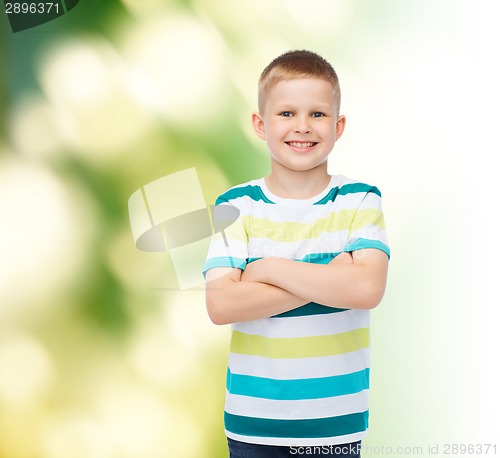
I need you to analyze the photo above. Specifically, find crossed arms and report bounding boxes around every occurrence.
[205,249,388,325]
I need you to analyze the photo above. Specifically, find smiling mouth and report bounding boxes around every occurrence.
[286,141,318,151]
[287,141,317,147]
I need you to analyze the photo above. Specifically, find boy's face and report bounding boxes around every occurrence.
[252,78,345,175]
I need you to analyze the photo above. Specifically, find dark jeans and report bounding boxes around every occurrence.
[227,438,362,457]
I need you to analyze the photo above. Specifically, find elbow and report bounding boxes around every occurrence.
[353,281,386,310]
[206,296,230,325]
[361,283,385,310]
[360,297,381,310]
[209,313,229,326]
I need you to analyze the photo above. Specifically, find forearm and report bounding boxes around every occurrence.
[255,254,387,310]
[206,277,307,325]
[270,261,368,308]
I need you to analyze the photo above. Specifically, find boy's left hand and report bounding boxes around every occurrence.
[241,258,279,283]
[242,253,353,284]
[243,252,353,284]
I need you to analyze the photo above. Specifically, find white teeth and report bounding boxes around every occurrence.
[289,142,315,148]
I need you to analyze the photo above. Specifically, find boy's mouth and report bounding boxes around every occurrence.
[286,141,318,151]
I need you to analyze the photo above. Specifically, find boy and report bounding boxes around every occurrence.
[203,50,390,457]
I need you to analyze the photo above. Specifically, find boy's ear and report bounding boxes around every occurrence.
[251,112,266,141]
[336,115,346,140]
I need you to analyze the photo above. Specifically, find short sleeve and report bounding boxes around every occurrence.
[201,197,249,277]
[343,187,390,259]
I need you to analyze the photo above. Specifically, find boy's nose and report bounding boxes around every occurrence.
[293,117,312,134]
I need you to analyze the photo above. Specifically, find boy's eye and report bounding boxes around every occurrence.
[311,112,326,118]
[279,111,293,117]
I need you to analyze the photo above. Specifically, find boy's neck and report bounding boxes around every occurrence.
[265,166,331,200]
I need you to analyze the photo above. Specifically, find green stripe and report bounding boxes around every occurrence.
[314,183,381,205]
[230,328,369,359]
[216,185,275,205]
[224,410,369,438]
[242,209,384,242]
[272,302,347,318]
[226,368,370,400]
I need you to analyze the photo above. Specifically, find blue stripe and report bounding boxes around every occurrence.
[344,238,390,259]
[226,368,369,400]
[216,185,275,205]
[224,410,369,439]
[216,182,381,206]
[314,183,381,205]
[202,256,247,276]
[272,303,348,318]
[301,252,340,263]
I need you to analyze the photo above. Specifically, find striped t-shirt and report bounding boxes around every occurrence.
[202,174,390,446]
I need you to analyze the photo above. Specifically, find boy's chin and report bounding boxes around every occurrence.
[270,159,329,173]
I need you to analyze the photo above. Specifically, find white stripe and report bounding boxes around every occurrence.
[348,224,389,246]
[233,309,370,338]
[356,191,382,209]
[331,175,360,187]
[225,389,369,420]
[228,193,369,222]
[228,349,370,380]
[248,231,349,259]
[205,235,247,260]
[225,430,367,447]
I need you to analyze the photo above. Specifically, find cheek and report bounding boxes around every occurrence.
[325,126,337,141]
[270,124,289,140]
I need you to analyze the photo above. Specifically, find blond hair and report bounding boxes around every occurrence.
[258,50,341,114]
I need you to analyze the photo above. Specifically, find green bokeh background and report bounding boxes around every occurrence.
[1,1,498,457]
